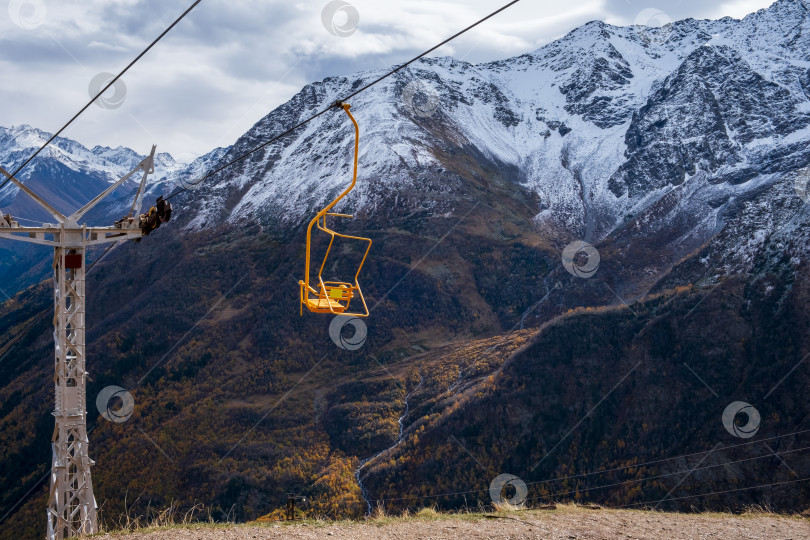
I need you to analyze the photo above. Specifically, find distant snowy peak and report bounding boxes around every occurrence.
[154,146,230,188]
[89,145,144,171]
[0,124,191,221]
[0,125,181,184]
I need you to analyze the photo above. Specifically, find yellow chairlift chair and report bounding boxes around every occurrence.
[299,103,371,317]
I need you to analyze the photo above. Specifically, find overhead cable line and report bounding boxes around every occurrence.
[8,214,48,225]
[619,476,810,508]
[0,0,203,193]
[165,0,522,200]
[367,427,810,503]
[522,427,810,488]
[86,242,119,273]
[524,443,810,503]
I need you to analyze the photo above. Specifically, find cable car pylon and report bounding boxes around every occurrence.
[0,147,160,539]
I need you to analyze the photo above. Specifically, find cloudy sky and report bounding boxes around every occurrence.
[0,0,777,161]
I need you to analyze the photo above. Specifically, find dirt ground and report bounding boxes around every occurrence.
[96,506,810,540]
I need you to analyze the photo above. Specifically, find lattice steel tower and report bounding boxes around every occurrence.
[0,147,156,539]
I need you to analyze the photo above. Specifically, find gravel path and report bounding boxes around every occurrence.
[96,508,810,540]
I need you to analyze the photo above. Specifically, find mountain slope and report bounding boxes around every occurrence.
[161,0,809,269]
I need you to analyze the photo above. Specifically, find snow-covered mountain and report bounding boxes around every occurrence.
[166,0,808,271]
[0,124,183,221]
[2,0,809,306]
[0,122,234,226]
[0,125,228,293]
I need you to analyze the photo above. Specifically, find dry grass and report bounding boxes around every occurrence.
[94,496,222,536]
[93,500,810,539]
[491,500,526,513]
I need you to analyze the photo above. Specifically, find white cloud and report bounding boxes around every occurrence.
[713,0,779,19]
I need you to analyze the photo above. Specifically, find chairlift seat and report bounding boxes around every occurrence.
[298,103,371,318]
[303,282,351,313]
